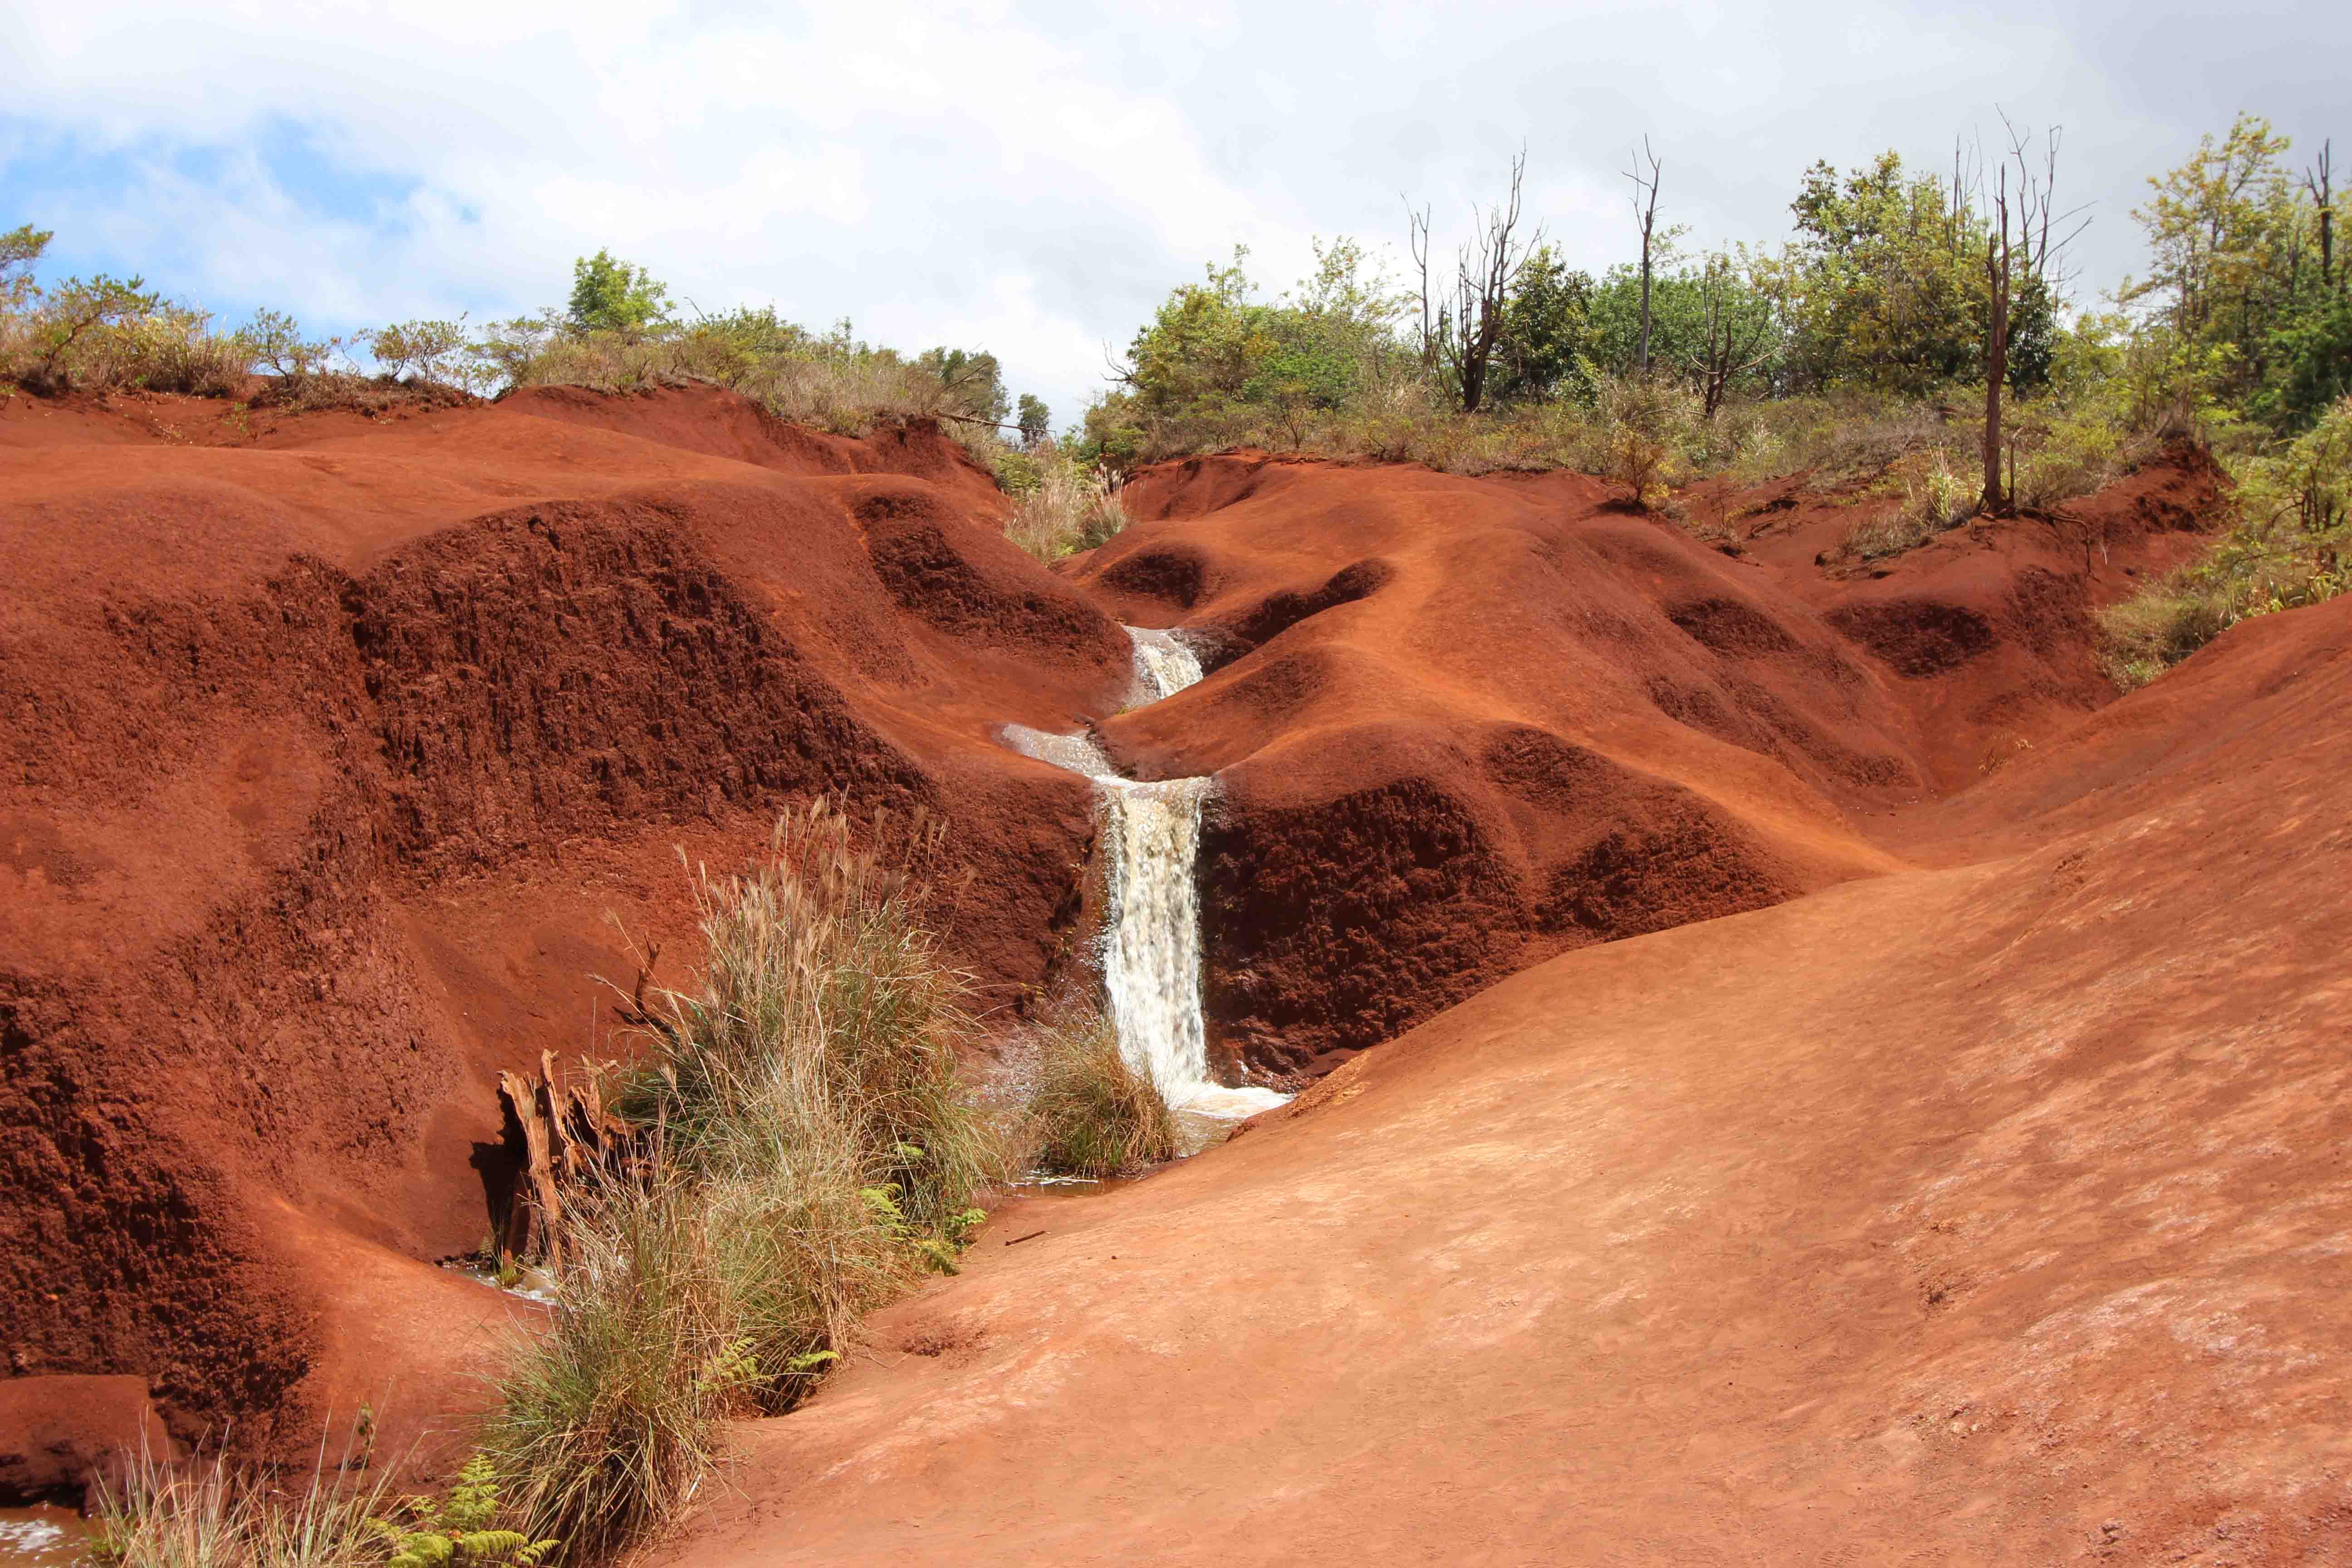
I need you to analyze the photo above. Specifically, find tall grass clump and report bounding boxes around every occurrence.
[1000,446,1129,562]
[480,1177,752,1556]
[91,1446,393,1568]
[1024,1008,1178,1178]
[2100,394,2352,687]
[488,800,1000,1551]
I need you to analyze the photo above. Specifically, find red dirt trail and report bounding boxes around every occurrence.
[7,385,2344,1561]
[664,593,2352,1568]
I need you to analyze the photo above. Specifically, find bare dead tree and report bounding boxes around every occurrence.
[1624,138,1664,373]
[1686,253,1779,417]
[1437,149,1540,413]
[2308,141,2337,293]
[1980,114,2089,514]
[1405,198,1440,370]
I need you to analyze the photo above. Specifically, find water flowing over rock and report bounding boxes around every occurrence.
[1003,627,1285,1119]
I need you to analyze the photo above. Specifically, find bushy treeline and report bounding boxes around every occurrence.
[1079,116,2347,485]
[1077,116,2347,679]
[0,230,1039,446]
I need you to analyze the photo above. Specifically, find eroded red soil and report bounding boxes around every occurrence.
[2,384,1126,1448]
[1081,446,2216,1074]
[662,593,2352,1568]
[10,387,2343,1562]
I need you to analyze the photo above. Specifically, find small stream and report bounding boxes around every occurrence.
[1005,627,1289,1134]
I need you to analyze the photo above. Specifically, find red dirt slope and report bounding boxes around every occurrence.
[661,591,2352,1568]
[0,384,1128,1447]
[1074,448,2214,1075]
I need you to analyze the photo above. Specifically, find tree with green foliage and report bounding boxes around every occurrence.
[916,346,1009,424]
[1089,240,1407,459]
[1016,392,1050,447]
[2122,114,2349,424]
[1781,150,1986,395]
[568,249,671,334]
[1,223,50,311]
[2259,297,2352,427]
[1488,245,1597,403]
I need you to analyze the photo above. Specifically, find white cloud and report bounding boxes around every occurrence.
[2,0,2342,423]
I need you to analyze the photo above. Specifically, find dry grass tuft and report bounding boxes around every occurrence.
[89,1436,396,1568]
[1023,1008,1178,1179]
[487,800,1002,1551]
[1000,449,1129,562]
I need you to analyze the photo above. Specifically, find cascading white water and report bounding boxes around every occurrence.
[1001,627,1287,1122]
[1124,626,1205,706]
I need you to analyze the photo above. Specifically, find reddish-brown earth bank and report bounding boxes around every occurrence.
[2,385,1130,1455]
[10,386,2341,1561]
[1082,447,2217,1074]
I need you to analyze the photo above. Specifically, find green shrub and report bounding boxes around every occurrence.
[2099,395,2352,686]
[377,1456,556,1568]
[1025,1009,1178,1179]
[1591,370,1705,505]
[991,446,1045,497]
[0,234,257,398]
[368,317,490,392]
[2097,577,2237,688]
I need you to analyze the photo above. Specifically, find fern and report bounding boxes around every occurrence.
[376,1455,560,1568]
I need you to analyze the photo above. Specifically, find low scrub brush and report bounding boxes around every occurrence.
[1847,451,1975,559]
[2098,395,2352,686]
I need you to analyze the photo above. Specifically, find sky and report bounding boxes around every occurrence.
[4,0,2343,426]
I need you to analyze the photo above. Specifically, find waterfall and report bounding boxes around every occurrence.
[1125,626,1205,706]
[1001,628,1287,1122]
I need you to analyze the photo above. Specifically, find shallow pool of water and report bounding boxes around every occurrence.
[0,1505,93,1567]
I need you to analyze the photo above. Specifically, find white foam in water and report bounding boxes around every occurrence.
[1000,627,1289,1123]
[1125,626,1205,707]
[1000,722,1119,779]
[0,1514,68,1561]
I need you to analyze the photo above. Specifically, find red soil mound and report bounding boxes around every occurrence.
[0,385,1126,1452]
[660,591,2352,1568]
[0,381,2238,1494]
[1075,448,2213,1074]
